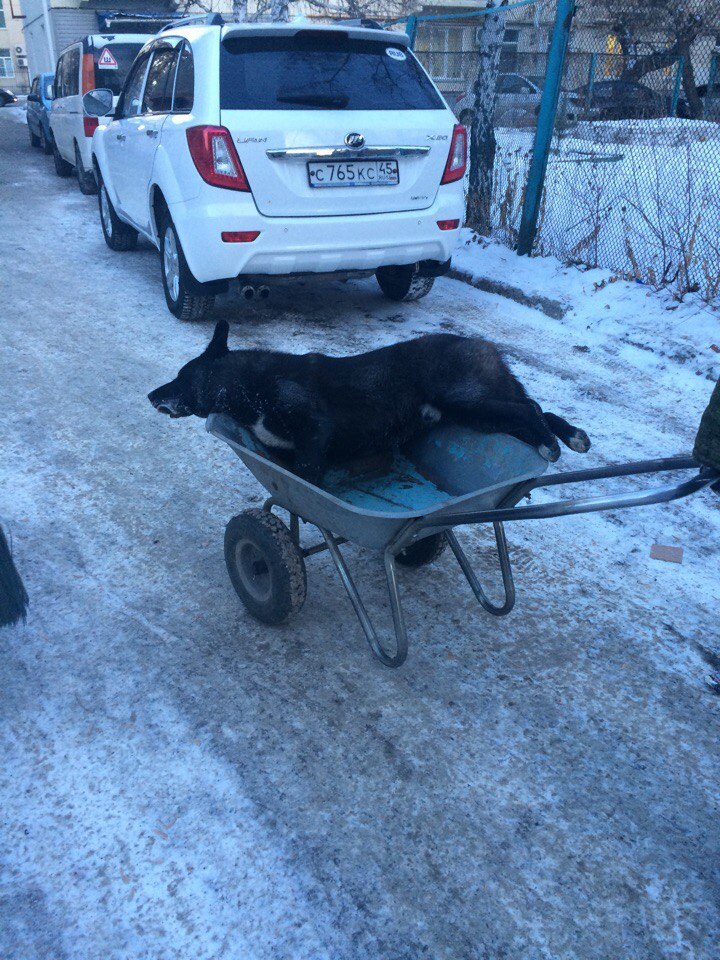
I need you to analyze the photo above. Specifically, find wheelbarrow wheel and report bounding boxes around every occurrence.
[396,533,447,568]
[224,509,307,625]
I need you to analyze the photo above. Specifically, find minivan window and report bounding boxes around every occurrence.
[94,42,145,96]
[54,56,64,98]
[64,46,80,97]
[172,42,193,112]
[142,44,178,113]
[220,33,443,111]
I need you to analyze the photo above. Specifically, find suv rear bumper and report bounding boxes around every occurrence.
[167,193,464,284]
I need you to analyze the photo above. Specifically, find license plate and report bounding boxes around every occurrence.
[307,159,399,188]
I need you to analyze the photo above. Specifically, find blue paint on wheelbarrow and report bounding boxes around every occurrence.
[206,414,549,550]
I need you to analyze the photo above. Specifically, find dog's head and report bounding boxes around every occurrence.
[148,320,229,419]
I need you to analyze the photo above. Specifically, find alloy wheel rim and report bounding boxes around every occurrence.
[163,227,180,302]
[100,186,112,236]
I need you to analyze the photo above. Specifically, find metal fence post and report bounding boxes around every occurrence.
[705,55,718,119]
[516,0,576,256]
[585,52,597,116]
[670,56,685,116]
[405,15,417,48]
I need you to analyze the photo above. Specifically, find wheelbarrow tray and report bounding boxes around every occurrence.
[206,413,549,550]
[207,413,715,667]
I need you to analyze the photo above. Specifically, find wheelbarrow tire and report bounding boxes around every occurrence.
[224,509,307,625]
[396,532,447,567]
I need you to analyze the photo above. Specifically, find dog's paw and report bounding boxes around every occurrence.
[539,440,561,462]
[568,429,591,453]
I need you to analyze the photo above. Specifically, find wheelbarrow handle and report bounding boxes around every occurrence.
[434,456,719,528]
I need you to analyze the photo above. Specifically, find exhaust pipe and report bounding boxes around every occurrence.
[241,285,255,300]
[257,285,270,300]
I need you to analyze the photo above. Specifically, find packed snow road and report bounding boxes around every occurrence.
[1,114,719,960]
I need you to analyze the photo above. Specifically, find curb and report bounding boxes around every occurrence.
[448,266,568,320]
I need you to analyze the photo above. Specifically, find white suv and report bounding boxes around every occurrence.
[89,16,466,319]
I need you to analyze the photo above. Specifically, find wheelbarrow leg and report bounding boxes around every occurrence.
[445,521,516,616]
[319,528,408,668]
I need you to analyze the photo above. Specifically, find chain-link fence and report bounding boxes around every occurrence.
[411,0,720,306]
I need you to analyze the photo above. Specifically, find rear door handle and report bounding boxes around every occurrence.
[116,133,126,142]
[145,129,158,138]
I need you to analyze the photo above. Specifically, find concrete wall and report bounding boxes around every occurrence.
[23,1,97,76]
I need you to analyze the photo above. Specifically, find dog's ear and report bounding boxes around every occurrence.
[204,320,229,359]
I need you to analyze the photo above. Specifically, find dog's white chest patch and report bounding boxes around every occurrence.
[252,417,295,451]
[421,403,442,424]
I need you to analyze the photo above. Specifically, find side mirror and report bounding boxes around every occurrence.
[28,93,40,103]
[82,88,114,118]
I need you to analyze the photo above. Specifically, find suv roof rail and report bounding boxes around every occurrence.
[157,12,224,34]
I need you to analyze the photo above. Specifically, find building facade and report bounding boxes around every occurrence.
[1,0,31,94]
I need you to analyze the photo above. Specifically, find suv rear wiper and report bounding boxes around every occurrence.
[276,92,349,108]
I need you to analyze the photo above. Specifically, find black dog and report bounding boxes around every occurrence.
[148,321,590,483]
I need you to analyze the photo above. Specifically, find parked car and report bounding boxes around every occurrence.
[455,73,580,128]
[27,72,55,153]
[0,87,18,106]
[50,33,152,193]
[89,17,466,319]
[572,80,665,121]
[676,82,720,122]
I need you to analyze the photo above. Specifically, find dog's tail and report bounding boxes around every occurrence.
[0,523,29,628]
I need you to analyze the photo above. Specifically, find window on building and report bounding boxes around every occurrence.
[0,3,6,29]
[0,48,14,79]
[415,25,464,82]
[500,27,520,72]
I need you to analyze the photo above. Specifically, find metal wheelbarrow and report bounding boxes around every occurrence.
[207,412,717,667]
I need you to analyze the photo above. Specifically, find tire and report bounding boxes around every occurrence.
[396,533,447,568]
[224,509,307,625]
[97,176,138,252]
[376,264,435,302]
[52,137,73,178]
[40,125,52,155]
[75,143,97,195]
[28,124,40,148]
[159,213,215,321]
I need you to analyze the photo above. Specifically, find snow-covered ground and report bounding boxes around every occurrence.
[1,114,719,959]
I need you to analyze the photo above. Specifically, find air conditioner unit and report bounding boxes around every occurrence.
[14,45,26,55]
[16,55,28,67]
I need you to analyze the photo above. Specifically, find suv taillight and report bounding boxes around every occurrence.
[186,126,251,192]
[440,124,467,184]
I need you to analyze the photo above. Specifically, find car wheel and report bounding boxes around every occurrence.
[376,264,435,302]
[40,125,52,155]
[28,124,40,148]
[75,143,97,195]
[224,510,307,625]
[98,177,138,252]
[159,214,215,321]
[52,137,73,178]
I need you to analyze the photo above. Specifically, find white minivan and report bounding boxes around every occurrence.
[89,17,466,318]
[50,34,152,193]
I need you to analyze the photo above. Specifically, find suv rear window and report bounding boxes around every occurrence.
[220,33,444,111]
[94,42,145,95]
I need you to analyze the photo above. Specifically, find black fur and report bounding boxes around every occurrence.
[148,321,590,483]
